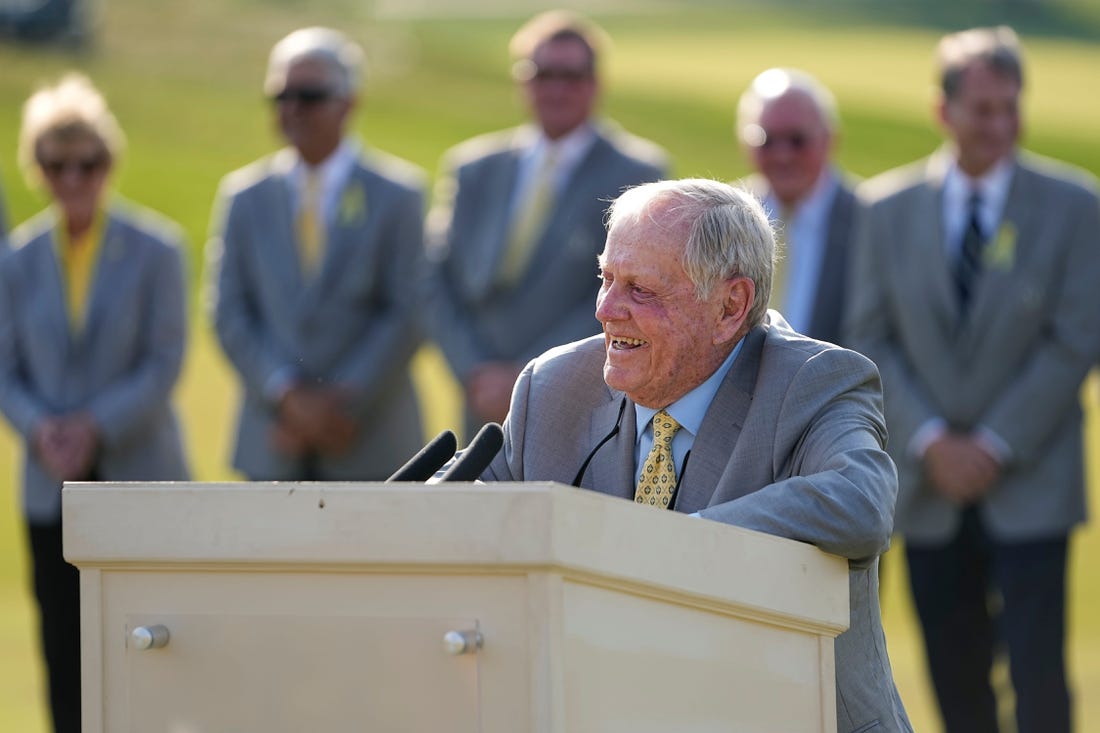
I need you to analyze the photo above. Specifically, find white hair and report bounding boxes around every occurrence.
[606,178,776,329]
[265,26,365,98]
[736,67,838,146]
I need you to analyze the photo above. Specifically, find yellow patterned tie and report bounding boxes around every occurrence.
[634,410,682,509]
[498,146,558,286]
[298,169,324,276]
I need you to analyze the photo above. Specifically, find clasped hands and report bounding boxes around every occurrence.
[272,384,358,457]
[923,432,1001,505]
[33,412,100,483]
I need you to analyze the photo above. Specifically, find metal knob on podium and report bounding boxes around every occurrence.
[131,625,171,650]
[442,629,482,655]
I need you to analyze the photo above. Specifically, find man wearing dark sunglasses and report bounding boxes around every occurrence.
[426,10,668,441]
[207,26,427,483]
[736,68,856,346]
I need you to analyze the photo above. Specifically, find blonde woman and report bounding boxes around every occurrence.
[0,73,189,733]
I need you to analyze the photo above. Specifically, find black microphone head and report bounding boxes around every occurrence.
[385,430,458,482]
[438,422,504,482]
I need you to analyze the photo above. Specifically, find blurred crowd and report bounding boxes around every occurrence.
[1,11,1098,733]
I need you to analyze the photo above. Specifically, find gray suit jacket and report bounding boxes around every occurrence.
[846,150,1100,544]
[0,203,190,524]
[484,315,912,733]
[207,145,426,480]
[426,122,667,431]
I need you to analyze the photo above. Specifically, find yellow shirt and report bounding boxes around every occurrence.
[54,210,107,335]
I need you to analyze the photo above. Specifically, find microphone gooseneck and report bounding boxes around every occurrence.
[439,422,504,482]
[385,430,458,482]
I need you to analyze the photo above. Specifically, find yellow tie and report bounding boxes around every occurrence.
[298,169,324,275]
[635,410,682,509]
[499,147,558,286]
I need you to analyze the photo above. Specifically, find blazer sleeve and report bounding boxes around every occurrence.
[87,233,188,447]
[700,348,898,564]
[331,183,427,413]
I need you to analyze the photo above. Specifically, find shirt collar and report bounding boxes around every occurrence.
[528,123,597,170]
[764,167,838,222]
[635,337,745,440]
[944,155,1014,209]
[292,138,357,198]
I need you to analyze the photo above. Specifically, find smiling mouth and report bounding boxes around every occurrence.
[609,335,647,350]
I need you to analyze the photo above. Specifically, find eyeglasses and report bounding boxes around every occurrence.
[512,59,593,84]
[38,155,108,178]
[272,87,338,105]
[743,124,818,152]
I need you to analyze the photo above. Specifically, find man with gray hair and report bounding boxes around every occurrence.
[426,10,667,440]
[484,178,912,733]
[207,27,426,481]
[736,67,856,344]
[847,25,1100,733]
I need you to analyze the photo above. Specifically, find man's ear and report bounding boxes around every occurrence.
[935,93,951,131]
[714,276,754,344]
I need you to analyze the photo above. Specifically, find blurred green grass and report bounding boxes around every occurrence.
[1,1,1098,730]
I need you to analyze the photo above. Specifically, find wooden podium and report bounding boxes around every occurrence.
[64,482,849,732]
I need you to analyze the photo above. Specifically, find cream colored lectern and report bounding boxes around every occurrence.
[64,482,849,733]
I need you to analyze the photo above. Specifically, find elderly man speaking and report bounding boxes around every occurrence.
[482,178,912,733]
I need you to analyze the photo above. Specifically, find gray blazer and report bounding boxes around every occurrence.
[0,204,190,524]
[426,123,667,397]
[485,315,912,733]
[846,150,1100,545]
[207,145,426,480]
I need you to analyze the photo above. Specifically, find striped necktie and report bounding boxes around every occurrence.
[954,190,985,313]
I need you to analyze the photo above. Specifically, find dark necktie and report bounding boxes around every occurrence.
[954,190,985,312]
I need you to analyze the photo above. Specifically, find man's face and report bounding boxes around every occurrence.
[522,37,598,140]
[595,203,738,409]
[747,91,832,207]
[37,134,110,227]
[939,61,1021,176]
[274,58,352,164]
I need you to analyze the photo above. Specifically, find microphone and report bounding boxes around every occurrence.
[385,430,458,482]
[438,422,504,482]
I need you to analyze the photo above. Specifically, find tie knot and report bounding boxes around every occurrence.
[967,189,983,211]
[652,410,681,445]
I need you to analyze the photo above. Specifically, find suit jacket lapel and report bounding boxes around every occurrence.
[585,391,636,500]
[80,213,128,348]
[963,162,1027,350]
[917,154,961,333]
[313,163,367,294]
[471,133,526,297]
[809,183,854,343]
[673,327,765,514]
[33,228,73,357]
[268,150,307,294]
